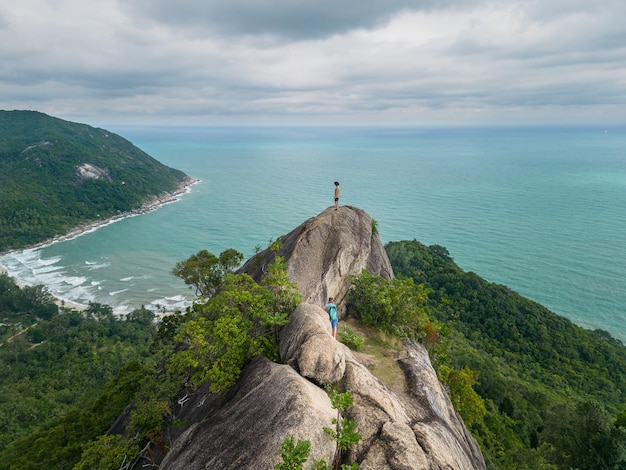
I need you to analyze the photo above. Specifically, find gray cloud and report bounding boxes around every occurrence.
[123,0,446,40]
[1,0,625,125]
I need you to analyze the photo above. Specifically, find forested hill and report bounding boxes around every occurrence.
[0,110,190,252]
[386,240,626,469]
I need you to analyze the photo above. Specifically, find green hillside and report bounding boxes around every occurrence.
[386,240,626,469]
[0,110,189,252]
[2,239,626,469]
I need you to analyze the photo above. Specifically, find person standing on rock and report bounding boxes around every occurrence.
[325,297,339,339]
[334,181,340,210]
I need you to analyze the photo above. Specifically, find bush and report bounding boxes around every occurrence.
[338,327,364,351]
[347,269,430,340]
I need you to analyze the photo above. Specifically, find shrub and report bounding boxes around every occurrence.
[347,269,430,340]
[338,327,364,351]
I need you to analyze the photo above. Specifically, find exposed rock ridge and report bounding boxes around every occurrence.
[239,206,393,309]
[159,206,486,469]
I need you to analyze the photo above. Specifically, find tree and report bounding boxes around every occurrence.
[172,248,244,298]
[275,389,360,470]
[542,400,626,470]
[84,302,114,321]
[323,389,361,452]
[438,365,486,429]
[73,434,139,470]
[385,239,626,469]
[126,306,156,326]
[261,255,303,350]
[170,266,298,393]
[17,284,57,320]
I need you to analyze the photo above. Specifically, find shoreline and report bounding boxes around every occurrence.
[0,176,199,313]
[0,175,199,257]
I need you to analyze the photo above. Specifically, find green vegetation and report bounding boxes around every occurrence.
[275,436,311,470]
[69,249,301,468]
[0,274,157,468]
[338,327,364,351]
[172,248,244,298]
[385,239,626,469]
[323,388,362,453]
[73,434,140,470]
[169,246,301,393]
[1,362,152,470]
[347,270,432,341]
[0,110,188,252]
[170,263,300,393]
[4,231,626,470]
[347,268,485,429]
[0,245,301,469]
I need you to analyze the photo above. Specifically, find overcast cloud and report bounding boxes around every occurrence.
[1,0,625,126]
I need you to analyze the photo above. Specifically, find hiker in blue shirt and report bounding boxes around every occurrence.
[325,297,338,339]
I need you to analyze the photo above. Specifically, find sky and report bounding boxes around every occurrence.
[2,0,626,127]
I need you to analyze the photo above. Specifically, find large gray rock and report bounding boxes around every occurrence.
[155,206,486,469]
[280,302,347,384]
[342,343,486,469]
[159,357,337,470]
[239,205,393,309]
[401,343,486,469]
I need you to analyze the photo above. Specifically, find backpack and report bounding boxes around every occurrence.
[328,304,338,321]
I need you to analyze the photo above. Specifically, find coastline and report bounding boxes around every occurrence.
[1,175,199,257]
[0,175,199,312]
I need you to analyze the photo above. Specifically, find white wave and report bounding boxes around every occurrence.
[64,285,96,304]
[109,288,129,296]
[0,252,37,274]
[85,262,110,270]
[0,250,64,285]
[147,295,192,313]
[11,249,44,263]
[20,268,67,289]
[165,295,186,301]
[37,256,63,266]
[113,304,133,315]
[120,276,134,282]
[65,276,88,287]
[32,265,63,275]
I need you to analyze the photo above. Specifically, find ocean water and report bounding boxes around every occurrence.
[2,125,626,341]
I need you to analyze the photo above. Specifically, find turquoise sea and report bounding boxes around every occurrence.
[2,125,626,341]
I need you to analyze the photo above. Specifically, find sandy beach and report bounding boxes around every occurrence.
[0,176,199,313]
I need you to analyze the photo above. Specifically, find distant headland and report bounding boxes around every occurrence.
[0,110,194,253]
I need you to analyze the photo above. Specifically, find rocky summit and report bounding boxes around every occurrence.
[158,205,486,469]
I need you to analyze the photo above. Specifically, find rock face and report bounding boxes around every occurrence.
[159,357,337,469]
[159,206,486,469]
[239,206,393,310]
[76,163,112,181]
